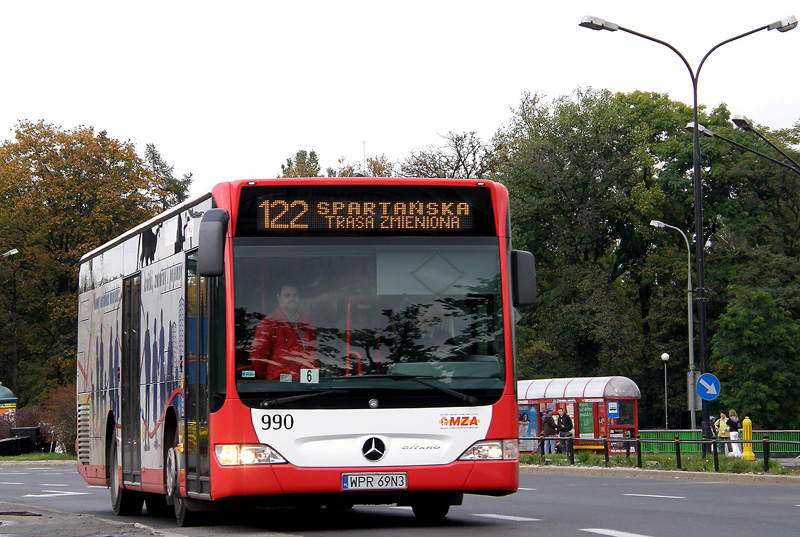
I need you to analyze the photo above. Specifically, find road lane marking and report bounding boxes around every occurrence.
[474,514,541,522]
[40,483,67,487]
[0,482,24,485]
[623,493,685,499]
[581,529,655,537]
[23,490,91,498]
[518,487,537,491]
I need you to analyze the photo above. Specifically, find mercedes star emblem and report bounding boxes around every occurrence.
[362,437,386,462]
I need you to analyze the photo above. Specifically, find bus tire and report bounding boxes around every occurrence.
[411,501,449,521]
[109,440,143,516]
[166,437,202,526]
[173,487,195,527]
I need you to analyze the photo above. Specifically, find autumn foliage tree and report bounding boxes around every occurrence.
[40,380,78,454]
[0,120,172,405]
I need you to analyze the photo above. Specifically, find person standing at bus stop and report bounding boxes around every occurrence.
[556,407,573,454]
[715,412,731,456]
[250,283,318,381]
[726,409,742,458]
[541,411,558,454]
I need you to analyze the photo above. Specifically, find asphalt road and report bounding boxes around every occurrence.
[1,461,798,537]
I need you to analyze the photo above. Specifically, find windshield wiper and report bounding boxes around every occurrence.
[259,389,351,408]
[328,374,479,406]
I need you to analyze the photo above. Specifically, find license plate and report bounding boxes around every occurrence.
[341,472,407,490]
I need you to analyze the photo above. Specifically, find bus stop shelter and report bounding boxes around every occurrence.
[517,376,641,453]
[0,383,16,417]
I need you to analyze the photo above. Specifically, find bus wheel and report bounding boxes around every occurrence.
[411,502,449,521]
[167,444,201,527]
[165,443,178,506]
[109,440,143,516]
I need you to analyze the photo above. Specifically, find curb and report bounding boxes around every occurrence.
[520,464,800,484]
[0,500,162,537]
[0,500,191,537]
[0,459,75,467]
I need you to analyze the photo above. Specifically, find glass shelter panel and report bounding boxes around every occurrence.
[615,400,636,426]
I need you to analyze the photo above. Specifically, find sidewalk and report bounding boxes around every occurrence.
[0,500,158,537]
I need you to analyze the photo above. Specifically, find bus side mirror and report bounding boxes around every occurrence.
[198,208,230,277]
[511,250,536,306]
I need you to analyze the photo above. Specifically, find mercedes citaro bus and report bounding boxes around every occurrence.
[76,178,535,526]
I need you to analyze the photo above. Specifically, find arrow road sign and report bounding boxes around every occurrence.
[696,373,721,401]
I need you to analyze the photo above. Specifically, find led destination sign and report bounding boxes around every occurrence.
[259,199,472,232]
[236,185,496,237]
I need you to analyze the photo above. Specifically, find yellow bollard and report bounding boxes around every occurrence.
[741,416,755,462]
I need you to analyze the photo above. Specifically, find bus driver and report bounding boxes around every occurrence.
[249,283,318,381]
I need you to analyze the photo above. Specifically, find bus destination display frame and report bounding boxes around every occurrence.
[235,184,497,237]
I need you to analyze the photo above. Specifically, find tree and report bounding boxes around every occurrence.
[493,88,800,428]
[494,90,656,380]
[144,143,192,210]
[0,120,167,404]
[493,89,713,426]
[280,149,321,178]
[400,131,497,179]
[41,381,78,454]
[711,287,800,429]
[327,154,395,178]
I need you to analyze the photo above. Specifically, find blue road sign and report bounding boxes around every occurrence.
[696,373,721,401]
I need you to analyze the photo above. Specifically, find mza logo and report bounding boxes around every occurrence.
[439,415,480,428]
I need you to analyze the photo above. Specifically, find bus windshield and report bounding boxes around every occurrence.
[233,237,504,408]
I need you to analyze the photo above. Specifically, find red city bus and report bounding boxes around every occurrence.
[76,178,535,526]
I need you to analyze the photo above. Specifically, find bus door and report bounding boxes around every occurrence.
[121,275,141,484]
[185,252,211,496]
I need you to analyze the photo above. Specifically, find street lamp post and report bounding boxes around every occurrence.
[686,123,800,176]
[650,220,696,429]
[731,115,800,172]
[580,14,797,446]
[661,353,670,429]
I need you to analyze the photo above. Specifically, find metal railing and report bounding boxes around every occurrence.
[639,429,800,454]
[521,433,800,473]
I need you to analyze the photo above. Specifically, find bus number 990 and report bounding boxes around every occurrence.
[261,414,294,430]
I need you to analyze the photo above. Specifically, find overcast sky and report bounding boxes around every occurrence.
[2,1,798,198]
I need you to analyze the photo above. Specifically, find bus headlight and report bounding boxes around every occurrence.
[215,444,287,465]
[458,439,518,461]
